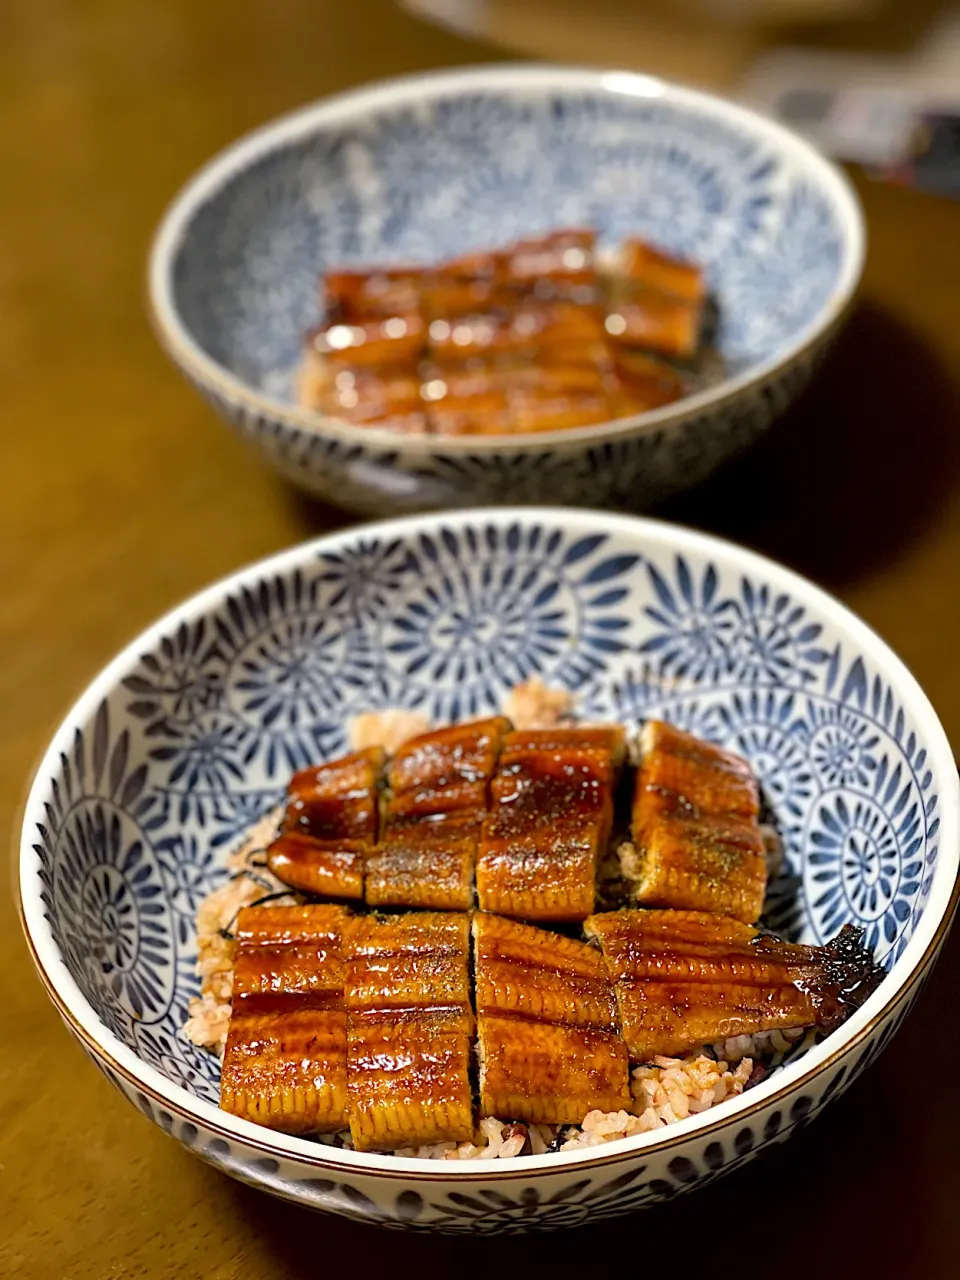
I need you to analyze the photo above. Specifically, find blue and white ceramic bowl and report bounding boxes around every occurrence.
[148,66,864,515]
[19,509,958,1232]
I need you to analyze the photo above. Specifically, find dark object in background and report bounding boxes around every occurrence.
[879,113,960,199]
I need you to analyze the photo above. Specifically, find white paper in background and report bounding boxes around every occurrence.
[399,0,960,167]
[738,12,960,165]
[402,0,881,28]
[402,0,490,37]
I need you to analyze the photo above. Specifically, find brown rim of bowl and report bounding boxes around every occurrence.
[16,847,959,1182]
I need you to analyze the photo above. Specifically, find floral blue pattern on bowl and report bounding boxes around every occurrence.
[149,67,864,514]
[20,510,957,1231]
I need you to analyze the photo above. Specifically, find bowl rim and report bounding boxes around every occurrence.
[146,63,866,457]
[19,509,958,1181]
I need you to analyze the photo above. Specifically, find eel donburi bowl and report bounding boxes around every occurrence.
[148,65,864,515]
[19,508,958,1231]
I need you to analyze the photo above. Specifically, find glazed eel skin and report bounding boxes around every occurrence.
[264,719,626,923]
[217,717,884,1143]
[263,717,767,925]
[219,904,350,1134]
[302,230,697,436]
[219,904,883,1140]
[220,906,475,1149]
[585,909,885,1063]
[473,912,631,1125]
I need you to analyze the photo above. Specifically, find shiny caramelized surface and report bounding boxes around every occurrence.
[476,728,620,921]
[365,819,479,911]
[224,719,882,1139]
[632,813,767,922]
[231,903,347,1009]
[477,1015,630,1125]
[386,717,509,817]
[620,238,707,302]
[606,291,704,360]
[220,905,351,1134]
[365,718,509,911]
[343,913,474,1150]
[303,229,701,435]
[283,748,385,841]
[345,912,473,1014]
[586,909,821,1061]
[267,748,384,899]
[325,268,427,322]
[630,720,767,923]
[638,720,760,819]
[503,725,627,768]
[610,348,687,411]
[608,238,706,360]
[473,912,618,1030]
[474,913,629,1123]
[266,833,367,901]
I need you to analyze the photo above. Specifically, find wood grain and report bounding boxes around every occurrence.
[2,2,958,1276]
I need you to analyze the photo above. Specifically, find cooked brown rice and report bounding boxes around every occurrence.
[347,708,432,755]
[183,806,288,1054]
[501,678,575,730]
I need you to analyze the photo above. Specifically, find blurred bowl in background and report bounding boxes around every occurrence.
[148,65,864,515]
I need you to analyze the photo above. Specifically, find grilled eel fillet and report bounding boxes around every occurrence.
[267,748,385,900]
[476,726,626,922]
[626,720,767,923]
[585,909,885,1062]
[343,912,474,1151]
[366,717,511,911]
[474,913,630,1124]
[220,904,351,1133]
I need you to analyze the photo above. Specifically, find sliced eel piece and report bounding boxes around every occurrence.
[343,913,474,1151]
[477,1016,630,1126]
[504,228,599,294]
[636,720,760,820]
[266,833,367,902]
[508,385,611,433]
[365,717,510,911]
[220,904,350,1133]
[476,726,624,922]
[503,725,626,764]
[608,350,687,414]
[423,361,615,436]
[626,811,767,924]
[619,238,707,302]
[421,276,506,321]
[309,316,425,370]
[605,288,703,360]
[323,267,427,323]
[439,247,504,280]
[473,911,619,1030]
[297,342,428,431]
[267,748,385,900]
[627,721,766,923]
[364,815,480,911]
[282,747,386,840]
[425,382,513,436]
[585,909,885,1062]
[386,717,510,815]
[320,368,426,427]
[473,913,629,1123]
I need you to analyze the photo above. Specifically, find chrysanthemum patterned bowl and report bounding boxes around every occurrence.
[147,65,864,515]
[19,510,958,1232]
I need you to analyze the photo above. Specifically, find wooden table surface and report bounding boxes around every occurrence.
[3,3,959,1276]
